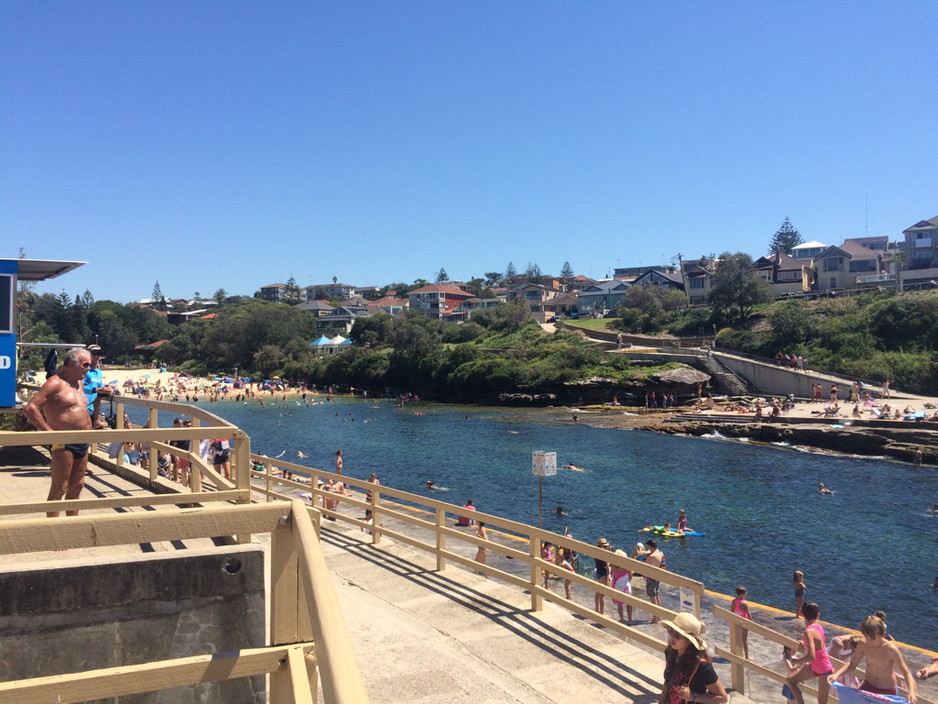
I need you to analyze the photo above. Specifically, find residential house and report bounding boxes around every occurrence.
[613,264,676,278]
[753,252,807,297]
[318,305,370,336]
[408,284,475,319]
[297,299,336,318]
[166,308,211,325]
[506,282,560,322]
[681,261,717,305]
[304,283,356,300]
[366,296,409,316]
[630,268,686,291]
[812,241,882,292]
[577,280,629,315]
[844,235,889,253]
[564,275,597,292]
[260,283,306,304]
[790,241,829,261]
[903,216,938,270]
[541,291,580,319]
[459,298,502,318]
[355,286,382,300]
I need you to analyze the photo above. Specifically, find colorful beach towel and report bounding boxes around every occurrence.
[831,681,907,704]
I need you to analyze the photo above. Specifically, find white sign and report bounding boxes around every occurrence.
[531,450,557,477]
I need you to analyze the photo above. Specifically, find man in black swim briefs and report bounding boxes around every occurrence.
[51,443,91,459]
[24,348,94,517]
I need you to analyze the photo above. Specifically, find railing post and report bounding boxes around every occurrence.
[530,539,542,612]
[265,459,273,502]
[435,507,446,572]
[234,429,250,502]
[370,491,381,546]
[729,620,746,695]
[234,430,251,543]
[112,400,127,468]
[270,509,314,702]
[190,418,203,493]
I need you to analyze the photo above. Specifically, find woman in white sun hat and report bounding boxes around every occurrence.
[658,613,728,704]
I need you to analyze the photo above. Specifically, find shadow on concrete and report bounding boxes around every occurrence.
[321,527,663,699]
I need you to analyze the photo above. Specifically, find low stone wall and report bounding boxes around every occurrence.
[0,546,266,703]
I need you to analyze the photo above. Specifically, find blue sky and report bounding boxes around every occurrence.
[3,2,936,303]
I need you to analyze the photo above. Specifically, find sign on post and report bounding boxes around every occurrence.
[531,451,557,476]
[532,450,557,529]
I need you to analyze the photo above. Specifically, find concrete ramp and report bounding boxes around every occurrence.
[316,524,762,704]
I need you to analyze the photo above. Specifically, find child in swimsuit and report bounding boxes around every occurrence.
[786,602,832,704]
[541,542,554,588]
[828,615,916,702]
[731,586,753,660]
[677,509,689,533]
[793,570,806,618]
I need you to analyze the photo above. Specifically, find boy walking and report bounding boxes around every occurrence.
[829,615,916,703]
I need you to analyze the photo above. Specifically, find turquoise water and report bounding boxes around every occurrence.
[183,397,938,647]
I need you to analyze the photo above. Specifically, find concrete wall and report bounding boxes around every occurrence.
[0,546,266,704]
[714,353,818,397]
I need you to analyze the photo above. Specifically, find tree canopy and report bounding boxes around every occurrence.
[708,252,773,323]
[768,217,804,255]
[281,276,303,305]
[525,262,543,284]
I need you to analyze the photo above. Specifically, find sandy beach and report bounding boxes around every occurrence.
[97,366,313,399]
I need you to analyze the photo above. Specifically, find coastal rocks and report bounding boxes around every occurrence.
[651,368,712,386]
[658,420,935,463]
[496,392,557,406]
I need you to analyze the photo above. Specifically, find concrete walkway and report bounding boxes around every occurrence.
[311,504,938,704]
[3,449,936,704]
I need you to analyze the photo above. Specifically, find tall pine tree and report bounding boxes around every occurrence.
[768,217,804,255]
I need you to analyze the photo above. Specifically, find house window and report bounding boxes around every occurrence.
[690,278,705,289]
[849,260,876,273]
[823,258,841,272]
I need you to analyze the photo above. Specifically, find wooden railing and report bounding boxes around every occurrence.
[0,500,367,704]
[0,398,369,704]
[249,454,706,653]
[0,395,252,517]
[712,605,935,704]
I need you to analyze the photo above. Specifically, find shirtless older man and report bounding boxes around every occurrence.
[24,347,94,517]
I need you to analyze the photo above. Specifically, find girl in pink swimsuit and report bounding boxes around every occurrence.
[731,586,753,659]
[786,602,832,704]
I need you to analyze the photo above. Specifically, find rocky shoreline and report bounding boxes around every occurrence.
[569,406,938,465]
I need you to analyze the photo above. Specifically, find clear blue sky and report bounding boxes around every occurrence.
[3,2,936,303]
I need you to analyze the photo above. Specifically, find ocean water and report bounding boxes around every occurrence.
[176,396,938,647]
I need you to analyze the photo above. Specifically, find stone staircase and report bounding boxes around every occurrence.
[695,354,750,396]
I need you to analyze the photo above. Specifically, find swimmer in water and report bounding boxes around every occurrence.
[818,482,833,495]
[426,480,436,490]
[556,506,570,516]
